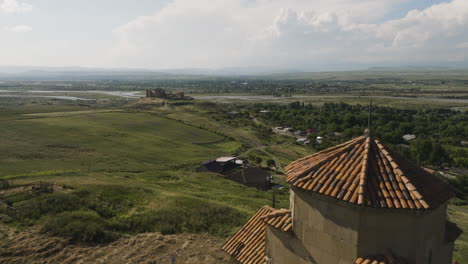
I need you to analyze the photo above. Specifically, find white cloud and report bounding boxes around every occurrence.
[456,42,468,49]
[4,24,32,32]
[111,0,468,70]
[1,0,32,14]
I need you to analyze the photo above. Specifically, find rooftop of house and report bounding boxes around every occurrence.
[403,134,416,141]
[225,167,271,185]
[216,156,237,163]
[198,159,239,174]
[285,135,453,210]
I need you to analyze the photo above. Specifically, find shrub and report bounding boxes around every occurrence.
[41,211,117,244]
[116,198,246,237]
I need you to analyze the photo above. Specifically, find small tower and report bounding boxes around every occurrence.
[224,135,461,264]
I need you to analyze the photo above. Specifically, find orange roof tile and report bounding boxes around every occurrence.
[285,136,453,210]
[354,254,408,264]
[222,206,273,264]
[260,209,292,232]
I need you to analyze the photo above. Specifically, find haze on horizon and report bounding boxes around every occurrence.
[1,0,468,72]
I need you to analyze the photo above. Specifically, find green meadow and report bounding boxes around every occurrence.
[0,101,291,243]
[0,111,238,176]
[0,97,466,264]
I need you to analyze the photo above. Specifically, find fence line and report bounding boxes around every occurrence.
[0,183,71,219]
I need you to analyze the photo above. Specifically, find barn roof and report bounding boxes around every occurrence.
[285,135,453,210]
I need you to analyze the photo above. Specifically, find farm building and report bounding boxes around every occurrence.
[196,158,239,174]
[223,134,461,264]
[223,168,272,190]
[196,157,271,190]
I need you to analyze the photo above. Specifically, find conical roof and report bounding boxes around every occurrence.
[285,136,453,210]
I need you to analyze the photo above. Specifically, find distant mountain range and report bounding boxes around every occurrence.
[0,65,303,79]
[0,65,467,81]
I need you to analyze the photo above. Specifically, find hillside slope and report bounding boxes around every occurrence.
[0,227,230,264]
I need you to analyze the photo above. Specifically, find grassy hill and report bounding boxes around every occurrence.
[0,111,238,176]
[0,99,296,246]
[0,97,466,263]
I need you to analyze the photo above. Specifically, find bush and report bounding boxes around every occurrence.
[116,198,246,237]
[16,193,83,220]
[42,211,117,244]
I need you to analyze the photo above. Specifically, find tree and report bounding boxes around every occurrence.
[256,157,263,166]
[428,143,450,168]
[410,138,433,165]
[267,159,276,168]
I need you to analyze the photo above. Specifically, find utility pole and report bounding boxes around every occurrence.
[269,189,278,208]
[368,100,372,133]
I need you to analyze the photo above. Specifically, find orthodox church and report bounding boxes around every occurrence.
[223,134,461,264]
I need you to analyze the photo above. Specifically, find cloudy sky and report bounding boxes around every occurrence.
[1,0,467,71]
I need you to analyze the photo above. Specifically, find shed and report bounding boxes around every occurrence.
[224,167,272,190]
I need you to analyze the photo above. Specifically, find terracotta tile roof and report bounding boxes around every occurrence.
[260,209,292,232]
[285,136,453,210]
[222,206,273,264]
[354,254,408,264]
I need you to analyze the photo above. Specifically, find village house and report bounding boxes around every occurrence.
[296,137,309,145]
[403,134,417,142]
[306,128,318,136]
[316,136,323,144]
[293,130,305,137]
[326,131,344,138]
[223,134,461,264]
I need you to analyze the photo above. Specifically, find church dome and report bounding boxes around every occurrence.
[285,136,453,210]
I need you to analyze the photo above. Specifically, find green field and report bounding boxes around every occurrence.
[0,100,294,244]
[0,111,239,176]
[0,97,466,263]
